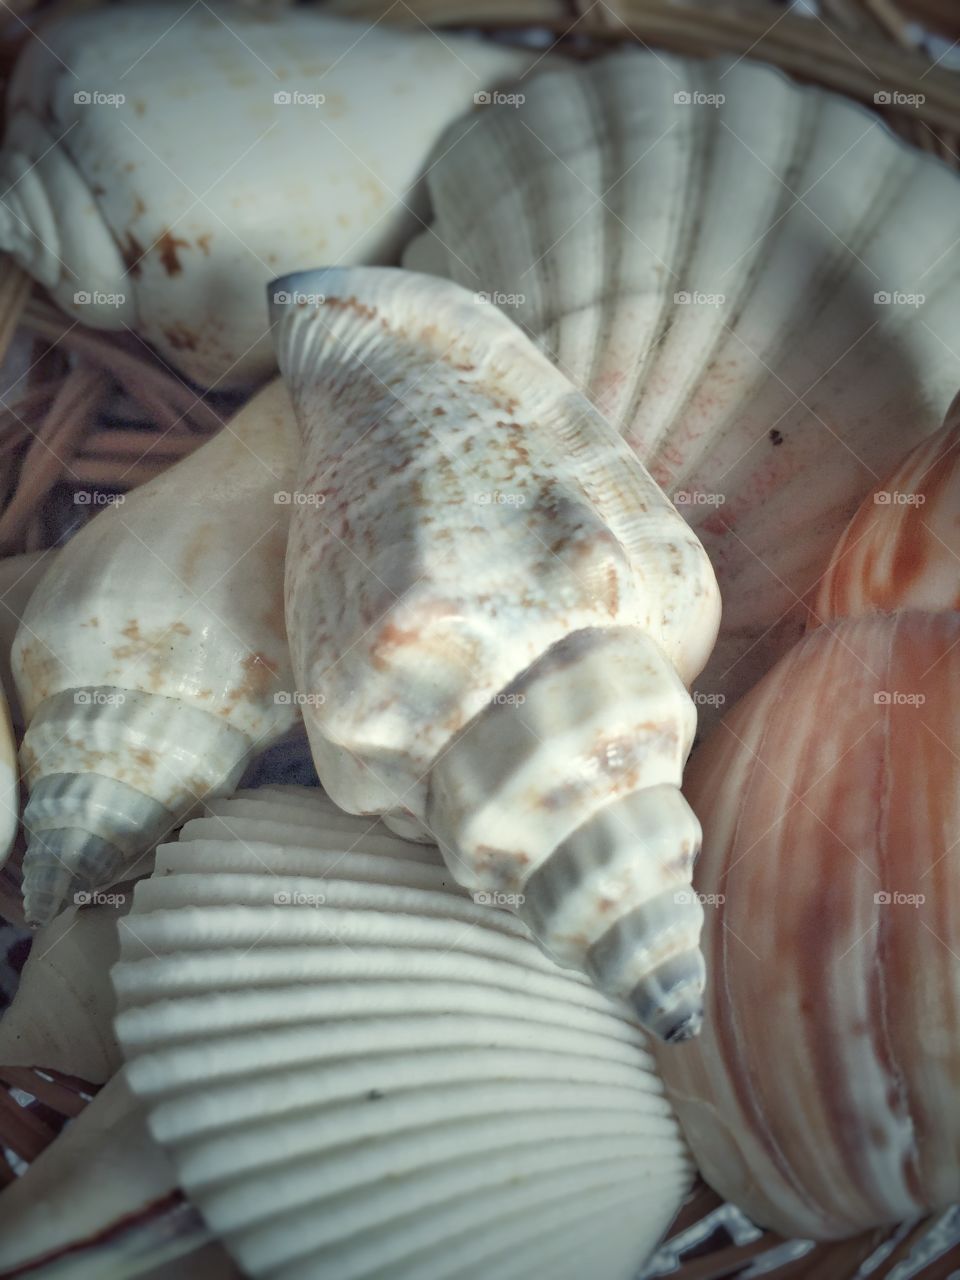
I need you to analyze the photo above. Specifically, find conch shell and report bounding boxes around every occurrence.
[113,785,695,1278]
[12,379,299,924]
[406,49,960,722]
[655,405,960,1237]
[272,266,721,1041]
[0,1,531,386]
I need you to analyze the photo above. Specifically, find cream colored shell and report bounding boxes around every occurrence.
[12,379,300,923]
[114,785,694,1278]
[0,2,532,386]
[273,266,720,1040]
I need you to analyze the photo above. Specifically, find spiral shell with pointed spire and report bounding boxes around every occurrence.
[0,1,532,386]
[273,265,721,1042]
[113,785,695,1279]
[654,403,960,1237]
[11,380,299,924]
[406,49,960,723]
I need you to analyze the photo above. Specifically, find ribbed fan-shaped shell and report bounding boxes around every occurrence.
[114,786,694,1280]
[655,613,960,1239]
[408,50,960,721]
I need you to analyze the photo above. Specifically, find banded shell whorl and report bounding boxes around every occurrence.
[656,611,960,1239]
[12,380,299,924]
[408,49,960,722]
[810,401,960,625]
[272,266,721,1040]
[113,786,694,1279]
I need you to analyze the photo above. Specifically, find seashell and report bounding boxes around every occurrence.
[0,1071,234,1278]
[809,393,960,625]
[404,49,960,722]
[11,379,300,925]
[113,785,695,1279]
[653,404,960,1238]
[272,266,721,1040]
[0,883,130,1083]
[0,1,532,387]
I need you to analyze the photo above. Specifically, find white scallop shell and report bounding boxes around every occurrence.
[113,786,694,1279]
[0,2,532,386]
[11,379,300,924]
[272,266,720,1039]
[405,49,960,722]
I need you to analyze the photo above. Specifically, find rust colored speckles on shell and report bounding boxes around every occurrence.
[15,641,61,704]
[179,524,215,583]
[164,324,199,352]
[157,230,191,277]
[120,231,146,279]
[321,296,379,323]
[237,652,281,701]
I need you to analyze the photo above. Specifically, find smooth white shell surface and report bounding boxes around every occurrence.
[114,786,695,1279]
[0,2,532,385]
[407,50,960,722]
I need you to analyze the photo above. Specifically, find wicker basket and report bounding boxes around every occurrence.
[1,1,959,1276]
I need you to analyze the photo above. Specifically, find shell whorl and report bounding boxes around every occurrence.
[12,380,300,924]
[273,266,720,1039]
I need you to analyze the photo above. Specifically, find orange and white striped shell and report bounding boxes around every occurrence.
[656,404,960,1237]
